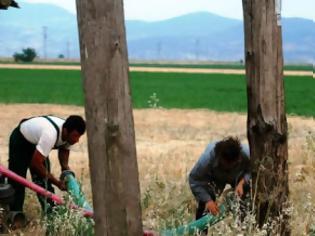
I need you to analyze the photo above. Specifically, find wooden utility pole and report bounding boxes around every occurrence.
[242,0,290,235]
[76,1,143,235]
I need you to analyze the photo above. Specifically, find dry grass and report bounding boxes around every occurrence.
[0,104,314,235]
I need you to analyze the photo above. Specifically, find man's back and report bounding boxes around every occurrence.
[19,116,68,157]
[189,142,250,201]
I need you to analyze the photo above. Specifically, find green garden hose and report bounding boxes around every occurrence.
[60,170,93,212]
[160,204,226,236]
[160,190,235,236]
[60,171,236,236]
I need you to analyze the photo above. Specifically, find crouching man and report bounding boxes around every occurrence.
[8,115,86,216]
[189,137,250,232]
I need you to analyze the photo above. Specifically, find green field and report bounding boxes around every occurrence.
[0,68,314,117]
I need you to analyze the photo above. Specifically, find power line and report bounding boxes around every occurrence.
[66,40,70,59]
[42,26,47,59]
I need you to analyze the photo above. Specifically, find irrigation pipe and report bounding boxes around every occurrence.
[0,165,93,217]
[59,170,229,236]
[159,204,226,236]
[159,191,235,236]
[0,165,233,235]
[60,170,93,212]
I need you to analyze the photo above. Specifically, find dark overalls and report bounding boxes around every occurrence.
[8,116,60,214]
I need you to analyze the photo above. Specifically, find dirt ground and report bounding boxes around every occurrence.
[0,104,314,234]
[0,64,313,77]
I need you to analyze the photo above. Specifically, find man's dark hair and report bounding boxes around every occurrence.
[215,137,241,161]
[63,115,86,134]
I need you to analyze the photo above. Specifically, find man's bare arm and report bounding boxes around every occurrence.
[30,150,65,190]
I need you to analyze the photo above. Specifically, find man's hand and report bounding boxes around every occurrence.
[56,180,67,191]
[206,200,220,215]
[235,178,245,197]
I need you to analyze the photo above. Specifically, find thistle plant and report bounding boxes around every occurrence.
[147,93,161,108]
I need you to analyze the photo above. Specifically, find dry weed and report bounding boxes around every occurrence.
[0,104,314,235]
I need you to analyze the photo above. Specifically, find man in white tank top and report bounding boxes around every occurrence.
[8,115,86,216]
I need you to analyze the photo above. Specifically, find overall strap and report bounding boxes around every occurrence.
[42,116,60,148]
[19,116,35,125]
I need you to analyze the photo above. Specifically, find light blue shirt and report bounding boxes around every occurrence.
[189,142,250,203]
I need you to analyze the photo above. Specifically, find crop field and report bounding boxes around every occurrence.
[0,67,314,235]
[0,68,314,117]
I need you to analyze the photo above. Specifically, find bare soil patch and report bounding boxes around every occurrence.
[0,64,313,77]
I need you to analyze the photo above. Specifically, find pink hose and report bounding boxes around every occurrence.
[0,165,93,217]
[0,165,158,234]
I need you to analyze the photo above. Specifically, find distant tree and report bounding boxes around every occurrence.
[58,54,65,59]
[13,48,37,62]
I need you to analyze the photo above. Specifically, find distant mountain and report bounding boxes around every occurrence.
[0,2,79,58]
[126,12,240,40]
[281,18,315,62]
[0,2,314,63]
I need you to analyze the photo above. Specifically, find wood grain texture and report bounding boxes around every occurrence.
[76,0,143,235]
[243,0,290,235]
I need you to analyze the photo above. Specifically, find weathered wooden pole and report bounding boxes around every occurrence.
[242,0,290,235]
[76,0,143,235]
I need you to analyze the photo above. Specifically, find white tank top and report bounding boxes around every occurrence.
[20,116,70,157]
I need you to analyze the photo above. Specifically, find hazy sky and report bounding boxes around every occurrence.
[23,0,314,21]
